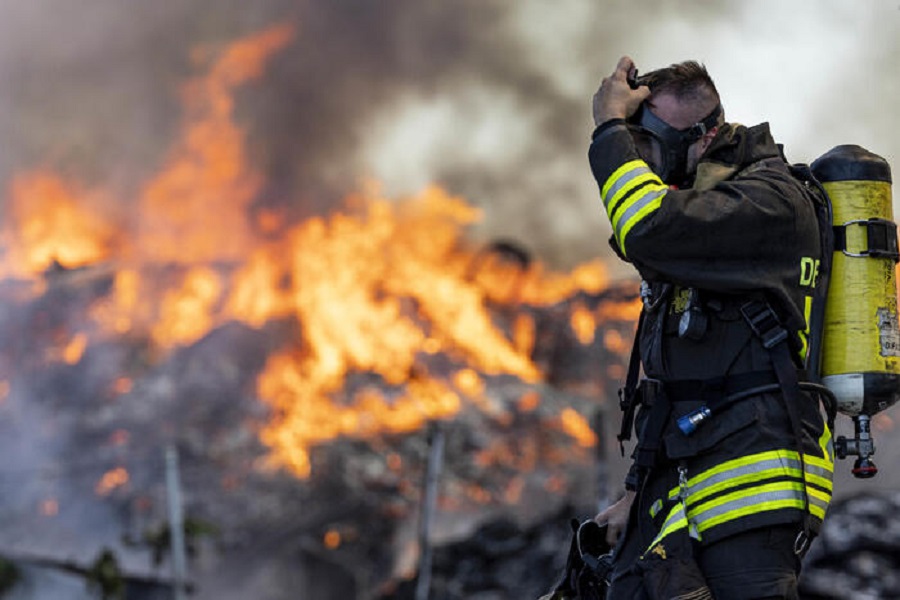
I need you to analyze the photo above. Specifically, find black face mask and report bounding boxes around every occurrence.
[626,103,722,186]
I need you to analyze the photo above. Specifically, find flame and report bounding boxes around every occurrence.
[0,173,115,280]
[603,328,629,354]
[151,267,224,347]
[90,24,295,348]
[63,333,88,365]
[134,24,294,266]
[324,529,342,550]
[570,303,597,345]
[0,24,632,483]
[559,408,597,448]
[95,467,130,496]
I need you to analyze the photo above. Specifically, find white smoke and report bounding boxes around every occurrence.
[359,0,900,268]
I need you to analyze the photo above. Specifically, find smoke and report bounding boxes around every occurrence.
[0,0,897,271]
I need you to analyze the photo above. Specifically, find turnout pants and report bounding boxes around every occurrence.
[608,507,802,600]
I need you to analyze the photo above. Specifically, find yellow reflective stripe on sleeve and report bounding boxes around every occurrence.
[598,159,667,257]
[601,160,646,201]
[610,181,668,231]
[606,172,659,219]
[616,187,667,251]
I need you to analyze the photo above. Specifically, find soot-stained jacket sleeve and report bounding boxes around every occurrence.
[588,123,810,299]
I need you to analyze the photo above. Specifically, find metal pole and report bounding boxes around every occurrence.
[415,422,445,600]
[165,445,188,600]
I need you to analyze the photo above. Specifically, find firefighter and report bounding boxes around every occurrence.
[588,57,834,599]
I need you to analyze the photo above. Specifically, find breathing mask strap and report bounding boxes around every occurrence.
[686,104,723,143]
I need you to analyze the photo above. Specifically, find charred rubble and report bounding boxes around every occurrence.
[1,262,899,599]
[0,261,636,599]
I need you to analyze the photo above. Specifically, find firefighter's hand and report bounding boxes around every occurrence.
[592,56,651,126]
[594,489,635,546]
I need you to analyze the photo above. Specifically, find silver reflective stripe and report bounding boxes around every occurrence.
[613,186,667,240]
[602,163,653,210]
[808,490,830,516]
[690,486,805,529]
[804,461,833,486]
[675,456,803,503]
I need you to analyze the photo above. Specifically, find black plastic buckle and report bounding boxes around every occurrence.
[740,302,788,349]
[834,218,900,262]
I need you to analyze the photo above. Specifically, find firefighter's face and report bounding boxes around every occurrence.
[654,94,719,172]
[630,93,719,184]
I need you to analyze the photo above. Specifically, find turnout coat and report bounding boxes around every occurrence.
[588,119,834,556]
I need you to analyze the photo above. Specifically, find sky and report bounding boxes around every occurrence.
[0,0,897,272]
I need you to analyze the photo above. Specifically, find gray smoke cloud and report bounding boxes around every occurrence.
[0,0,897,272]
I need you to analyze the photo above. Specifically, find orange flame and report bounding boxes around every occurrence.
[0,24,629,483]
[63,333,88,365]
[324,529,342,550]
[0,173,116,280]
[570,303,597,345]
[559,408,598,448]
[95,467,130,496]
[134,24,294,266]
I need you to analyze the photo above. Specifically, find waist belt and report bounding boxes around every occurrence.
[665,370,794,404]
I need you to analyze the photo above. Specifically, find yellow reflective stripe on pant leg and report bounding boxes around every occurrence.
[674,458,831,507]
[688,481,808,533]
[669,456,802,502]
[646,503,689,553]
[681,450,798,488]
[655,449,833,524]
[673,449,832,493]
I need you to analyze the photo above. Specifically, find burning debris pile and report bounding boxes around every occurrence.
[5,20,894,600]
[0,23,643,599]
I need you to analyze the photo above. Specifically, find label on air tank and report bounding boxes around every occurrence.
[877,307,900,357]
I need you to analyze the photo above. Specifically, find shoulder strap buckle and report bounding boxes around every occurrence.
[740,301,788,349]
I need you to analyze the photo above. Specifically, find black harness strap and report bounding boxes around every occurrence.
[617,308,645,454]
[833,218,900,261]
[740,300,816,550]
[632,380,670,471]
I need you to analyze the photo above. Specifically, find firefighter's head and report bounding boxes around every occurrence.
[627,61,724,186]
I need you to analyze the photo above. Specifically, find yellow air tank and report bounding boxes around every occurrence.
[811,145,899,477]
